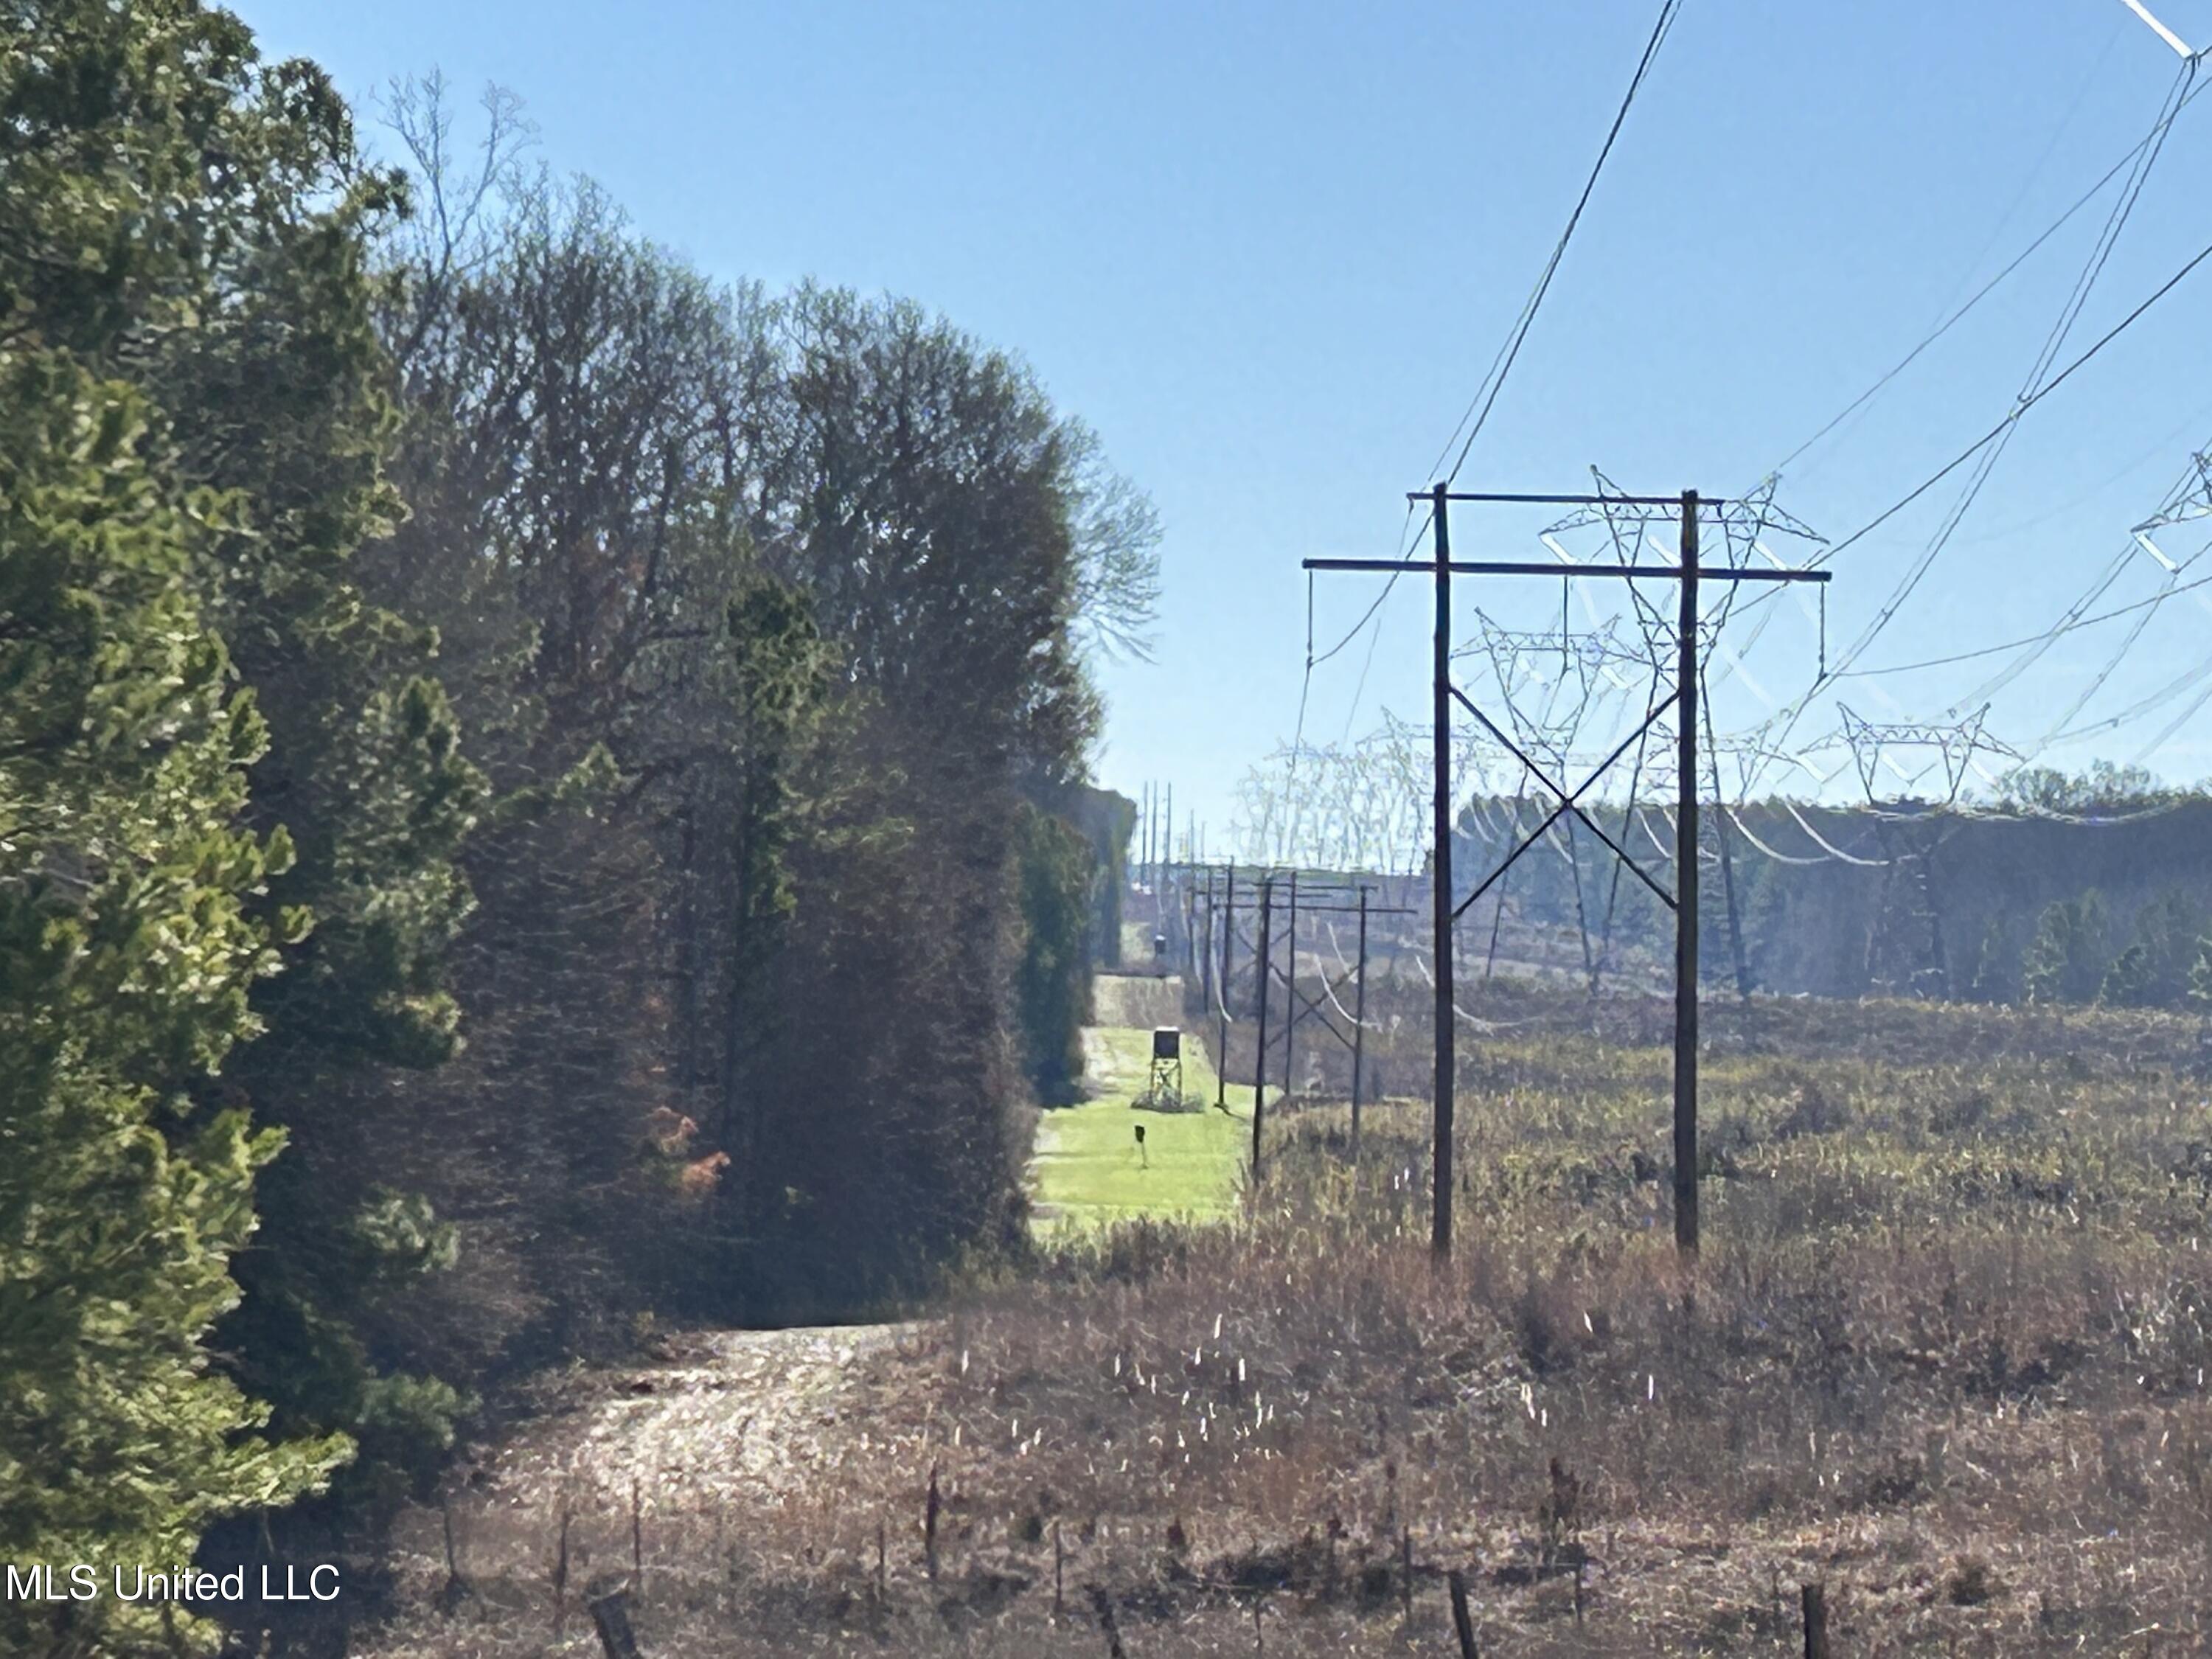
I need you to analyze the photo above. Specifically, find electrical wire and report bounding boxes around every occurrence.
[1781,801,1890,867]
[1719,804,1834,866]
[1739,191,2212,793]
[1768,62,2207,481]
[1824,58,2197,675]
[1834,549,2212,678]
[1953,470,2212,744]
[1436,0,1684,490]
[1288,0,1687,810]
[2024,555,2197,747]
[1718,60,2211,678]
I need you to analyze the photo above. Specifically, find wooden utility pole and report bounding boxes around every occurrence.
[1217,863,1234,1108]
[1351,886,1369,1155]
[1304,486,1828,1261]
[1141,783,1159,929]
[1672,491,1700,1255]
[1164,782,1174,928]
[1183,874,1198,981]
[1282,869,1299,1098]
[1430,483,1456,1259]
[1198,866,1214,1008]
[1252,875,1273,1181]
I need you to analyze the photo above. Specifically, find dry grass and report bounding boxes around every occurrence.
[355,993,2212,1656]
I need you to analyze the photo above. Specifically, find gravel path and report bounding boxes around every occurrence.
[473,1323,924,1512]
[358,1321,936,1654]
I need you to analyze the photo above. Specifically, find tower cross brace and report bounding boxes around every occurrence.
[1303,485,1831,1259]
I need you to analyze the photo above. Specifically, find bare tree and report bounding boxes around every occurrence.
[1062,420,1163,664]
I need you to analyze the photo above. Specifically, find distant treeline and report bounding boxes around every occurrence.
[1,7,1155,1654]
[1454,762,2212,1009]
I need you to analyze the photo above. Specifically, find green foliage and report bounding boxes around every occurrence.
[2024,892,2107,1006]
[213,1261,468,1519]
[2099,890,2205,1009]
[348,1187,462,1282]
[1964,916,2012,1004]
[6,27,1159,1638]
[5,0,485,1568]
[248,673,483,1071]
[2099,942,2154,1008]
[1014,804,1097,1101]
[0,352,347,1658]
[2188,938,2212,1008]
[2000,761,2187,815]
[723,573,832,944]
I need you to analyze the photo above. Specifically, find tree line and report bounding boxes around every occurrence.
[0,7,1155,1654]
[1444,762,2212,1009]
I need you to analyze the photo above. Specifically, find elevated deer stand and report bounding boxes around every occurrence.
[1147,1026,1183,1108]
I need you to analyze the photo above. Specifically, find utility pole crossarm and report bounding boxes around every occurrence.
[1303,557,1829,583]
[1300,483,1829,1265]
[1413,490,1738,507]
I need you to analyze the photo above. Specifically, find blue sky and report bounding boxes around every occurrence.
[246,0,2212,846]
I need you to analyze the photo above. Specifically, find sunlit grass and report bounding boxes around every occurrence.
[1028,1024,1252,1233]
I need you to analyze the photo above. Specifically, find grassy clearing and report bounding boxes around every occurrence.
[1028,1023,1251,1234]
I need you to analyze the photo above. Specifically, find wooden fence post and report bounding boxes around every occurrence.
[588,1588,644,1659]
[438,1496,469,1611]
[630,1478,644,1598]
[925,1464,942,1582]
[1802,1582,1829,1659]
[552,1503,571,1639]
[1447,1568,1480,1658]
[1088,1585,1128,1658]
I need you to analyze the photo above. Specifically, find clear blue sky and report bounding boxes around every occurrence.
[246,0,2212,846]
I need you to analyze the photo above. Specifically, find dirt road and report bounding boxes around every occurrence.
[358,1322,935,1655]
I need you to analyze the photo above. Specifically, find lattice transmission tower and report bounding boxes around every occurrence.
[1830,704,2019,996]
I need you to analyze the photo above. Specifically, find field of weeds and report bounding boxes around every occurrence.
[360,995,2212,1657]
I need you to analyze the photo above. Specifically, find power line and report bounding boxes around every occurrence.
[1306,501,1425,672]
[1281,0,1686,848]
[1820,57,2197,678]
[1835,553,2212,677]
[1719,60,2210,676]
[1735,203,2212,794]
[1825,218,2212,574]
[1436,0,1683,490]
[1310,0,1686,692]
[1768,61,2208,481]
[1961,459,2212,748]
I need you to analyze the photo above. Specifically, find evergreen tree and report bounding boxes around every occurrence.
[2188,936,2212,1008]
[1013,802,1098,1102]
[2023,892,2107,1006]
[4,0,486,1523]
[2100,889,2205,1007]
[0,351,346,1659]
